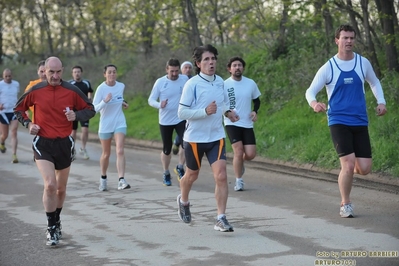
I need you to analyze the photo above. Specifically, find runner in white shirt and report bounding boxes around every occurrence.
[148,58,189,186]
[224,57,261,191]
[176,44,239,232]
[92,64,131,192]
[0,68,20,163]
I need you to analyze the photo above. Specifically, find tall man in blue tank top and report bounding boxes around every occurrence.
[305,24,387,218]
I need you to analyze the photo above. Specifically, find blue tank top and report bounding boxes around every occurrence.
[327,54,367,126]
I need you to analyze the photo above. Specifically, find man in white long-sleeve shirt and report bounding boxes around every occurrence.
[148,58,188,186]
[177,44,239,232]
[305,24,387,218]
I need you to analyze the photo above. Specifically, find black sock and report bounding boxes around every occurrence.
[46,211,57,227]
[101,175,107,179]
[119,177,124,181]
[55,207,62,222]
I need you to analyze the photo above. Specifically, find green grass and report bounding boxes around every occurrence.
[91,91,398,177]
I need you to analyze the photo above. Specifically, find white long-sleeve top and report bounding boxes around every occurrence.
[178,73,229,143]
[148,74,188,125]
[305,53,385,126]
[92,81,127,133]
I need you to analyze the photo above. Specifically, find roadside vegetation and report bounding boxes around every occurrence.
[2,1,398,177]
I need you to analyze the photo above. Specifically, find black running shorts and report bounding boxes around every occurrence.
[32,136,75,170]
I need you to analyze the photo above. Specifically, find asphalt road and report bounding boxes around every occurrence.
[0,130,398,266]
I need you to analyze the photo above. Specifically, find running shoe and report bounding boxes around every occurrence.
[0,143,6,153]
[172,144,179,155]
[174,166,185,182]
[99,178,108,191]
[163,173,172,186]
[340,203,354,218]
[46,225,59,246]
[79,147,90,160]
[55,220,62,239]
[214,216,234,232]
[177,194,191,223]
[234,179,244,191]
[11,155,18,163]
[118,178,131,190]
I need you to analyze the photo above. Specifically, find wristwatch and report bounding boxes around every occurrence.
[224,110,231,117]
[23,121,30,128]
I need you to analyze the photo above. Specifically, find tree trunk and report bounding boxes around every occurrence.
[360,0,381,77]
[376,0,399,72]
[321,0,334,54]
[184,0,202,47]
[272,0,289,59]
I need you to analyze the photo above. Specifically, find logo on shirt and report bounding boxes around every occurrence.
[343,77,354,84]
[227,87,236,109]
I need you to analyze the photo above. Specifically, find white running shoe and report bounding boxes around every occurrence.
[340,203,354,218]
[99,178,108,191]
[79,148,89,160]
[234,179,244,191]
[214,216,234,232]
[118,178,131,190]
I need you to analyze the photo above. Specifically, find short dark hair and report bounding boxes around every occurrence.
[166,58,180,68]
[335,24,356,39]
[103,64,117,73]
[226,57,246,69]
[72,65,83,72]
[37,60,45,69]
[192,44,218,74]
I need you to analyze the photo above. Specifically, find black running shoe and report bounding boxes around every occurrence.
[46,225,59,246]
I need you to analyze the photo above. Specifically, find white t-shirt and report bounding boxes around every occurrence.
[0,80,20,113]
[148,74,188,125]
[178,73,229,143]
[223,76,261,128]
[93,81,127,133]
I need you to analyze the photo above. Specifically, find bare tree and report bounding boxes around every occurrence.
[182,0,202,47]
[375,0,399,72]
[360,0,381,76]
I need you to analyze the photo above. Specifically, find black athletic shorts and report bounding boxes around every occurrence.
[184,138,226,171]
[72,120,89,130]
[225,125,256,145]
[32,136,75,170]
[329,124,371,158]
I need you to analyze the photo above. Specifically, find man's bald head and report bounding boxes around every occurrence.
[2,69,12,84]
[45,56,64,86]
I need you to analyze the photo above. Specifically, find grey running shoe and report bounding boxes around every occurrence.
[55,221,62,239]
[163,173,172,186]
[214,216,234,232]
[234,179,244,191]
[177,194,191,223]
[340,203,354,218]
[99,178,108,191]
[118,178,131,190]
[46,225,59,246]
[174,166,185,182]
